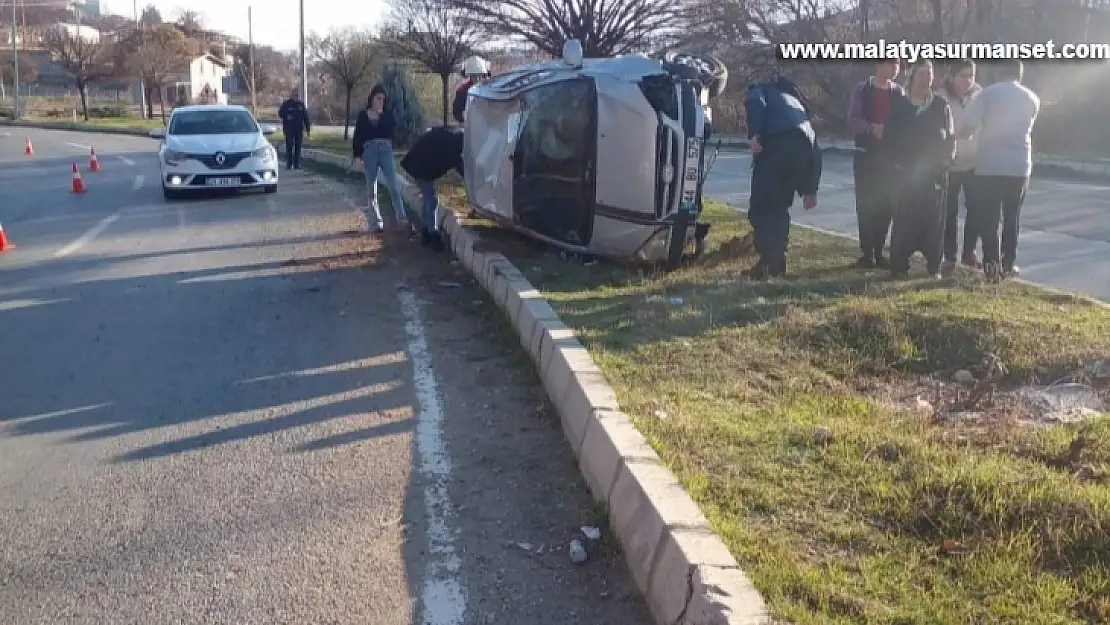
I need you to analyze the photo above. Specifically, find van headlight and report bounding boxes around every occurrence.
[163,149,186,164]
[252,146,276,162]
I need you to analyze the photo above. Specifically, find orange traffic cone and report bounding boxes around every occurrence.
[89,147,101,172]
[0,221,14,253]
[24,137,33,157]
[71,162,87,194]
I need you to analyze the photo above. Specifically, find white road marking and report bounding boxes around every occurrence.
[133,174,144,190]
[119,156,135,165]
[177,206,185,227]
[54,213,119,258]
[66,141,92,151]
[399,286,465,625]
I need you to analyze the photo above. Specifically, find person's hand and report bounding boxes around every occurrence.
[869,123,883,139]
[750,136,762,155]
[351,157,362,172]
[803,194,817,210]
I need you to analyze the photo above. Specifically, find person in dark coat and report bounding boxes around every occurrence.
[847,59,904,268]
[277,88,311,169]
[400,125,465,252]
[883,60,956,278]
[743,75,823,279]
[352,85,408,234]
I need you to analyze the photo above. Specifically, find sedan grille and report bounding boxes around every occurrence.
[190,151,250,169]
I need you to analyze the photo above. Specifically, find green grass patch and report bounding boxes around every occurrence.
[460,199,1110,624]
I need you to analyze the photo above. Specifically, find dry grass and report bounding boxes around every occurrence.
[460,200,1110,624]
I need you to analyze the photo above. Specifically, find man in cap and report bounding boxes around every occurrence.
[743,74,823,279]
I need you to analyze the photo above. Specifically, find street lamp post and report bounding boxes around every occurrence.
[299,0,307,110]
[10,0,19,119]
[134,0,145,119]
[247,5,256,115]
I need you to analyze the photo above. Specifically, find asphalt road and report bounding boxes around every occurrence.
[0,128,650,624]
[704,151,1110,301]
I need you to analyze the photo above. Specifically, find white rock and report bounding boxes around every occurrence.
[568,539,588,564]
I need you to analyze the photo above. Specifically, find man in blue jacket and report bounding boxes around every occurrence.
[744,75,823,279]
[278,89,311,169]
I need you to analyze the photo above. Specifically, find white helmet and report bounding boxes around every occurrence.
[463,56,491,78]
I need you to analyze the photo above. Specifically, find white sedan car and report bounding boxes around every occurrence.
[151,104,280,200]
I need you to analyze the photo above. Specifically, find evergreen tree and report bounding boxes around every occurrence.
[379,61,427,148]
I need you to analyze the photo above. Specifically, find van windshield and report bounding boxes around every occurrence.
[170,110,259,135]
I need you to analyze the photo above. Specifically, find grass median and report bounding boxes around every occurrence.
[452,199,1109,623]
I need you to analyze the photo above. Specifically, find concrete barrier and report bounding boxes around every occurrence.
[431,203,773,624]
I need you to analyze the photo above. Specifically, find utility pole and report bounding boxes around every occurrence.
[134,0,145,119]
[247,5,256,115]
[10,0,19,119]
[298,0,307,110]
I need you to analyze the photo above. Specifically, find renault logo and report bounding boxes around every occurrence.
[214,152,226,166]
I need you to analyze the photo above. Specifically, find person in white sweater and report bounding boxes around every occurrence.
[937,59,983,274]
[960,59,1041,281]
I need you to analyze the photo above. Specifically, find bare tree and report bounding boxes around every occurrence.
[383,0,482,124]
[175,9,204,38]
[115,24,200,120]
[446,0,689,57]
[307,28,381,139]
[40,26,116,121]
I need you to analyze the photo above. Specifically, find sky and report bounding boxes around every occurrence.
[100,0,388,51]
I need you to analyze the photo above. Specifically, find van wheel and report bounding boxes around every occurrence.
[693,233,709,259]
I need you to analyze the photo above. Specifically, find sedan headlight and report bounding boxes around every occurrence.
[163,149,187,164]
[252,146,276,162]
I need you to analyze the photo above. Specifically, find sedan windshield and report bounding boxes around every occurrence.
[169,110,259,135]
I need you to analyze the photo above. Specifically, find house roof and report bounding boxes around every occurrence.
[169,53,230,73]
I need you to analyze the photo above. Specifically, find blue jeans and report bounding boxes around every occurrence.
[361,139,406,228]
[415,178,438,232]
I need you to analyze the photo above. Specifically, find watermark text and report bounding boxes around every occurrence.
[778,40,1110,62]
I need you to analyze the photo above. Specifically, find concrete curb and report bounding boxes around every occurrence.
[433,209,769,624]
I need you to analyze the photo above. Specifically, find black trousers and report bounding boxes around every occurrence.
[890,172,947,275]
[972,174,1028,267]
[284,129,304,167]
[853,154,893,260]
[748,130,813,273]
[943,169,979,262]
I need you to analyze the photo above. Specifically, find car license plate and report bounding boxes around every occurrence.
[205,177,237,187]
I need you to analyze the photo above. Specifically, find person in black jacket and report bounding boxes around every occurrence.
[351,85,409,234]
[452,56,490,124]
[278,89,311,169]
[882,60,956,278]
[400,125,465,252]
[744,75,823,279]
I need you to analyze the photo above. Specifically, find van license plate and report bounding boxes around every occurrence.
[206,177,237,187]
[680,137,701,212]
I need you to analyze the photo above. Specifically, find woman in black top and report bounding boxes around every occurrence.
[352,85,409,234]
[883,60,956,278]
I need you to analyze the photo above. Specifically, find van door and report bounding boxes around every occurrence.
[512,78,597,247]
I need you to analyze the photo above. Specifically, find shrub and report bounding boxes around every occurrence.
[379,61,427,149]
